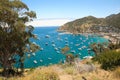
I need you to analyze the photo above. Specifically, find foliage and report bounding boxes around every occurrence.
[90,42,120,57]
[65,53,75,65]
[89,42,108,56]
[61,46,78,65]
[92,50,120,70]
[108,42,120,50]
[61,46,70,54]
[0,0,39,76]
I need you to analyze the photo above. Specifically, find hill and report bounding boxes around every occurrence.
[106,13,120,29]
[58,13,120,33]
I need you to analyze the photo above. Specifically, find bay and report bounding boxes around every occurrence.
[23,26,108,68]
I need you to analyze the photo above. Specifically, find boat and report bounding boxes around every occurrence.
[87,48,91,51]
[82,46,86,49]
[40,48,43,51]
[65,41,68,43]
[57,37,61,40]
[65,44,69,46]
[40,59,43,62]
[33,60,37,64]
[78,48,82,50]
[65,37,68,40]
[78,53,81,55]
[51,41,55,44]
[71,50,76,53]
[80,38,82,40]
[83,56,93,59]
[54,47,58,51]
[45,35,50,38]
[45,42,48,46]
[56,51,60,54]
[27,54,31,57]
[33,42,37,44]
[52,44,55,47]
[30,50,32,52]
[58,47,61,49]
[32,53,35,56]
[48,57,52,60]
[75,44,80,46]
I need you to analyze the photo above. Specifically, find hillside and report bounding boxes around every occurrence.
[58,13,120,33]
[1,59,120,80]
[106,13,120,29]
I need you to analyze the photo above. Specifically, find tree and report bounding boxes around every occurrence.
[61,46,79,65]
[89,43,108,56]
[92,50,120,70]
[0,0,39,76]
[61,46,70,54]
[66,53,75,65]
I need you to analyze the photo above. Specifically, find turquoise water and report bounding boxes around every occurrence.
[23,27,108,68]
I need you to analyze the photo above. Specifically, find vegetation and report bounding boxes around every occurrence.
[108,42,120,50]
[58,13,120,33]
[58,16,106,33]
[89,43,108,56]
[65,53,75,65]
[93,50,120,70]
[0,0,39,77]
[64,66,74,75]
[0,59,119,80]
[113,67,120,79]
[90,42,120,71]
[90,41,120,56]
[106,13,120,29]
[32,67,60,80]
[61,46,79,65]
[61,46,70,54]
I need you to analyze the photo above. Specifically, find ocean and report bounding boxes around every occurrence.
[23,27,108,68]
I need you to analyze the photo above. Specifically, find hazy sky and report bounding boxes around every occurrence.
[22,0,120,26]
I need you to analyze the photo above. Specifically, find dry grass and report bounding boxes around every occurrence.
[64,66,75,75]
[0,66,60,80]
[113,67,120,79]
[24,66,60,80]
[0,60,119,80]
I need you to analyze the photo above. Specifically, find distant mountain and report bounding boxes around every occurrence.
[58,13,120,33]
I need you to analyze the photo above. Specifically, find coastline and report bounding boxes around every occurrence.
[57,29,120,44]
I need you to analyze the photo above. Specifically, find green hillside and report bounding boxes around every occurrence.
[58,13,120,33]
[106,13,120,29]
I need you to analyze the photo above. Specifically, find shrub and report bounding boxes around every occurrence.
[61,46,70,54]
[64,66,74,75]
[93,50,120,70]
[66,53,75,65]
[34,67,60,80]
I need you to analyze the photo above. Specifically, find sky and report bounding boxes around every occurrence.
[22,0,120,27]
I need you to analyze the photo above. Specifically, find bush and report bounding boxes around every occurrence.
[34,67,60,80]
[64,66,74,75]
[65,53,75,65]
[93,50,120,70]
